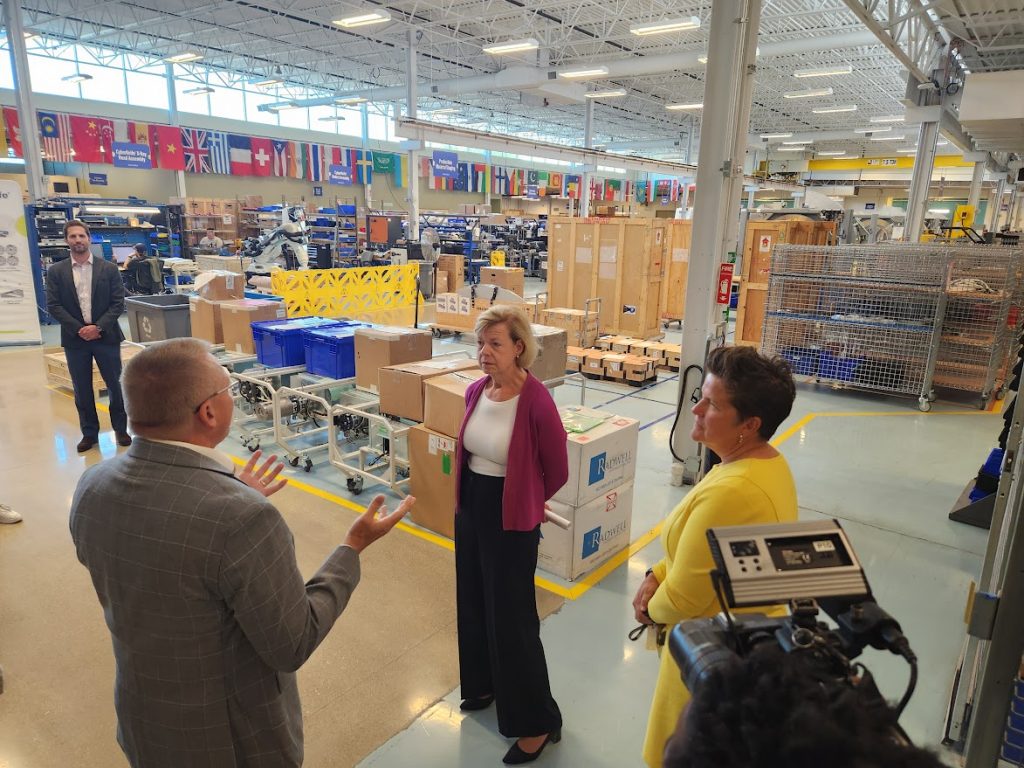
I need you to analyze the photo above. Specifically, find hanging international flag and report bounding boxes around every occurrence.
[0,110,7,157]
[527,169,539,187]
[2,107,22,157]
[147,124,184,170]
[354,149,373,184]
[250,136,273,177]
[69,115,113,164]
[454,162,469,192]
[207,131,230,174]
[372,152,394,175]
[471,163,487,193]
[564,174,580,199]
[227,134,253,176]
[537,171,550,196]
[271,139,289,177]
[181,128,211,174]
[39,112,73,162]
[286,141,299,179]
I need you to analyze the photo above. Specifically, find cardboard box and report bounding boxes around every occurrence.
[408,425,458,539]
[435,270,449,294]
[596,335,619,351]
[623,355,657,384]
[243,195,264,209]
[629,340,657,356]
[524,294,548,324]
[480,266,525,297]
[379,358,480,422]
[195,271,244,301]
[664,343,682,368]
[611,338,640,354]
[554,406,639,506]
[528,324,568,386]
[583,350,608,376]
[353,326,434,392]
[603,353,627,380]
[189,296,223,344]
[543,308,600,348]
[565,346,586,373]
[423,369,486,438]
[644,342,670,367]
[220,299,286,354]
[539,480,634,580]
[437,254,465,291]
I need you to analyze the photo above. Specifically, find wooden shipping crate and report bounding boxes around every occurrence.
[44,344,142,396]
[546,216,667,338]
[735,219,836,347]
[661,220,691,322]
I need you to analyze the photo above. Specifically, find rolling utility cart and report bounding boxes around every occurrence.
[272,374,364,473]
[328,395,412,496]
[230,364,308,453]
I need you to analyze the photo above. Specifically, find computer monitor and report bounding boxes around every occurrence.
[112,245,137,264]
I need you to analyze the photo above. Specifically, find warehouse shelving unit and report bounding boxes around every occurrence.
[308,202,359,264]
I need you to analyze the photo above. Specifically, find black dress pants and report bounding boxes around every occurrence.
[455,468,562,738]
[64,341,128,438]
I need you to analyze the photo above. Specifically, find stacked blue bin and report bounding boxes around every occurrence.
[1003,678,1024,763]
[303,323,371,378]
[250,317,349,368]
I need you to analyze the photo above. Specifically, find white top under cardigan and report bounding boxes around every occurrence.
[462,393,520,477]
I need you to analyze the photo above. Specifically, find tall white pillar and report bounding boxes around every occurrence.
[164,64,187,198]
[361,103,372,210]
[966,161,985,218]
[904,119,939,241]
[670,0,762,481]
[406,29,420,240]
[989,179,1006,230]
[3,3,44,200]
[579,99,594,218]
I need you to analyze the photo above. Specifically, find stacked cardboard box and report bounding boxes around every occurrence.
[565,346,586,373]
[353,326,433,392]
[539,406,639,580]
[523,294,548,323]
[408,425,459,539]
[603,353,627,381]
[437,254,465,292]
[435,292,525,332]
[423,370,487,439]
[623,355,658,384]
[583,349,608,378]
[542,308,599,348]
[529,324,568,386]
[219,299,286,354]
[379,358,480,422]
[480,267,525,297]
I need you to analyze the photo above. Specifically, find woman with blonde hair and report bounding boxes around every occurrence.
[454,304,568,764]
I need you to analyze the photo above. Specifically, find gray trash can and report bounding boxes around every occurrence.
[126,294,192,342]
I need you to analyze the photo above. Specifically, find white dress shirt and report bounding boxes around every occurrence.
[150,439,237,473]
[70,254,93,324]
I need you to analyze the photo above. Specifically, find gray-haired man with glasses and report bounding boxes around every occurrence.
[69,338,414,767]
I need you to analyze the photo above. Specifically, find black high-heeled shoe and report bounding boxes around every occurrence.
[502,730,561,764]
[459,693,494,711]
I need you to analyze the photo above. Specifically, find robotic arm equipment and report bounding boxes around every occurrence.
[242,205,310,273]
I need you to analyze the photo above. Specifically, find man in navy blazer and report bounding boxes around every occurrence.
[45,219,131,452]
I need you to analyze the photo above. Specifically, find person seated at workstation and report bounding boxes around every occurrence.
[197,227,224,254]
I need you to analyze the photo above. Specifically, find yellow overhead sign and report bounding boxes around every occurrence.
[808,155,975,171]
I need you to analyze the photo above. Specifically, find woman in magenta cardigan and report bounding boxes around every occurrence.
[455,303,569,765]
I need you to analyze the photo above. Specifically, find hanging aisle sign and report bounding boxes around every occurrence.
[0,180,42,346]
[328,164,353,185]
[111,142,152,169]
[432,150,458,179]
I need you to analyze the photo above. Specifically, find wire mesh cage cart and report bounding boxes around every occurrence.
[761,244,949,411]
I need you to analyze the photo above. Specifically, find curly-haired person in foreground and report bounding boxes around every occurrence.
[663,642,947,768]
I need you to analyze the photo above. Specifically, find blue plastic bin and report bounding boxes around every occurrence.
[981,448,1005,479]
[251,317,348,368]
[819,352,861,382]
[1006,723,1024,748]
[303,323,370,378]
[781,347,820,377]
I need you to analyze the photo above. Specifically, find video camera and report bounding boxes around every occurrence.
[669,520,919,723]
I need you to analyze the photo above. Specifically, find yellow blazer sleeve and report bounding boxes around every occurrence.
[646,478,774,626]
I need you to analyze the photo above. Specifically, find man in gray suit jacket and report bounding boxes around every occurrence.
[70,338,414,767]
[45,219,130,452]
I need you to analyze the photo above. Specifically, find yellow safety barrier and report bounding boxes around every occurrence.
[271,265,420,318]
[490,250,505,267]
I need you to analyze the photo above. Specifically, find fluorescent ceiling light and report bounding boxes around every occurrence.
[698,56,707,64]
[335,95,368,104]
[666,102,703,110]
[80,206,161,215]
[853,126,891,133]
[937,140,949,146]
[427,107,460,114]
[183,85,215,95]
[251,78,281,88]
[558,66,610,79]
[629,17,701,36]
[62,73,92,83]
[870,134,906,141]
[165,52,203,63]
[760,132,793,139]
[816,151,848,156]
[782,140,813,145]
[777,146,809,152]
[333,10,392,28]
[794,64,853,78]
[812,104,858,114]
[783,87,833,99]
[585,89,627,99]
[482,38,539,55]
[870,114,905,123]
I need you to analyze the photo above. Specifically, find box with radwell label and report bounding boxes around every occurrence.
[554,406,639,506]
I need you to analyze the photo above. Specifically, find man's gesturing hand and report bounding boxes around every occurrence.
[237,450,288,496]
[343,494,416,554]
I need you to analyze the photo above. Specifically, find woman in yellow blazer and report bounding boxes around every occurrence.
[632,346,799,768]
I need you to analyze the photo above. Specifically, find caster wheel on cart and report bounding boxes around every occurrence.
[996,388,1007,401]
[431,328,440,338]
[288,455,300,467]
[302,458,313,473]
[347,477,364,495]
[918,399,931,413]
[247,440,260,453]
[927,390,937,402]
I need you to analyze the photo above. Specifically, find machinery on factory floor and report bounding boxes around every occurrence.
[241,205,310,274]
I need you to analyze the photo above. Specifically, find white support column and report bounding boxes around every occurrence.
[483,149,492,205]
[406,29,420,240]
[685,115,694,164]
[164,64,187,198]
[989,179,1006,230]
[1011,186,1024,231]
[1006,185,1019,232]
[361,103,372,210]
[904,119,939,241]
[966,161,985,217]
[579,99,595,218]
[3,3,44,200]
[670,0,762,482]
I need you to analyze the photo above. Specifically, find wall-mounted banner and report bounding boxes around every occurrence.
[867,158,898,167]
[525,184,539,200]
[432,150,458,179]
[88,172,108,186]
[111,142,152,169]
[372,152,395,174]
[0,179,42,345]
[328,164,353,185]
